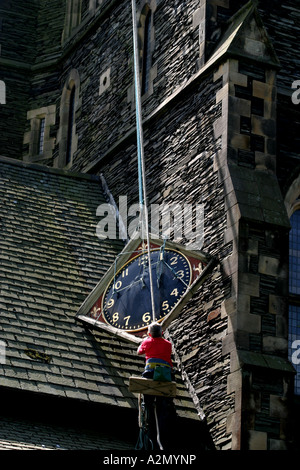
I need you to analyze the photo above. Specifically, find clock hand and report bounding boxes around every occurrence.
[161,259,189,287]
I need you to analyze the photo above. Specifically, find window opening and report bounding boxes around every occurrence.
[66,86,75,165]
[38,117,46,155]
[289,209,300,395]
[141,10,152,95]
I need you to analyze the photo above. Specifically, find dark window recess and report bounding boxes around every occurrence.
[250,294,268,315]
[217,6,231,23]
[260,393,270,413]
[66,86,76,164]
[260,274,277,295]
[249,226,266,243]
[240,116,251,135]
[251,97,264,116]
[238,149,255,168]
[262,314,276,335]
[38,117,45,155]
[141,11,152,95]
[239,61,266,82]
[255,415,281,438]
[251,134,265,152]
[289,211,300,395]
[235,84,252,100]
[249,334,262,352]
[252,369,284,394]
[249,255,259,274]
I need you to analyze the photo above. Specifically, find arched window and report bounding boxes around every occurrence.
[0,80,6,104]
[141,9,152,95]
[137,2,157,98]
[66,86,76,165]
[56,69,80,168]
[38,117,46,156]
[62,0,82,42]
[24,106,56,163]
[289,209,300,395]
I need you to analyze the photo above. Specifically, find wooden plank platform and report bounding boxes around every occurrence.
[129,376,177,397]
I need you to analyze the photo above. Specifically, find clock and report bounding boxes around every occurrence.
[101,248,192,332]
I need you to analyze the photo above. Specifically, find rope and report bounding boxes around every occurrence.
[138,393,142,428]
[154,401,164,450]
[131,0,156,322]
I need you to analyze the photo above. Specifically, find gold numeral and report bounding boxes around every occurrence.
[115,280,122,290]
[124,315,131,326]
[176,270,184,279]
[170,288,179,297]
[106,298,115,308]
[142,312,151,323]
[112,312,119,323]
[170,256,178,265]
[162,300,169,311]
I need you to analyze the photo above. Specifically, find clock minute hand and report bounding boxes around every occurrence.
[162,260,189,287]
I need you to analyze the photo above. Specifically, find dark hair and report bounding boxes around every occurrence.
[148,322,162,338]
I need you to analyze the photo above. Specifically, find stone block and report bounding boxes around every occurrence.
[263,100,276,120]
[251,115,275,138]
[229,71,248,88]
[216,83,229,104]
[230,132,250,150]
[221,297,237,317]
[226,203,242,229]
[237,311,261,334]
[269,439,287,450]
[239,272,260,296]
[192,5,205,28]
[222,252,238,277]
[253,80,276,101]
[255,152,276,172]
[227,312,237,334]
[227,369,242,394]
[258,256,279,276]
[270,394,288,419]
[213,61,229,83]
[222,331,235,356]
[262,336,288,355]
[246,238,259,255]
[248,430,267,450]
[269,295,286,315]
[213,115,227,139]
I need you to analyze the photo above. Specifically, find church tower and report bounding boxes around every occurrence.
[0,0,299,450]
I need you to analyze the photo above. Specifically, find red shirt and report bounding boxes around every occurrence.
[138,336,173,367]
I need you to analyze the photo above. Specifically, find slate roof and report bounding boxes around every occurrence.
[0,156,199,421]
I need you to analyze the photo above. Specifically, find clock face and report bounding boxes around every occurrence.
[101,248,192,332]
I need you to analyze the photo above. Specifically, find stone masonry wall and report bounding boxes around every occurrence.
[14,0,206,169]
[1,0,299,450]
[214,50,293,449]
[0,0,37,158]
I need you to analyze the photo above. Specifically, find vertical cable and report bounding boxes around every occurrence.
[131,0,156,322]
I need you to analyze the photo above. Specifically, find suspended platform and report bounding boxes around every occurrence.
[129,377,177,397]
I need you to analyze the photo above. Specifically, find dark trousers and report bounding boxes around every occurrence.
[141,369,176,450]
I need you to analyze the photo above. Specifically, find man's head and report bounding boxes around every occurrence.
[148,322,162,338]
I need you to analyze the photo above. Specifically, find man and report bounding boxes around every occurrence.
[137,322,173,379]
[136,322,176,450]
